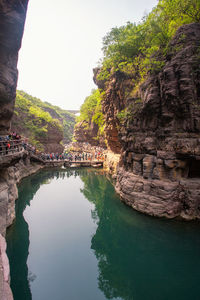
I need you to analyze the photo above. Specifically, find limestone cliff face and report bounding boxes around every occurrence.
[74,120,106,148]
[0,0,29,134]
[35,122,64,153]
[0,152,43,300]
[0,2,29,298]
[0,152,43,236]
[74,120,99,146]
[93,69,133,153]
[95,23,200,219]
[75,69,132,151]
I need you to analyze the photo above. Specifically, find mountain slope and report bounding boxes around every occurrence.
[11,91,75,152]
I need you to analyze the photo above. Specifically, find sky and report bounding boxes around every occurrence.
[17,0,158,110]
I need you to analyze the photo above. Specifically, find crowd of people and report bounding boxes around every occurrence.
[38,142,105,162]
[41,153,65,161]
[65,152,95,161]
[0,132,22,155]
[40,150,104,162]
[22,141,37,154]
[63,143,105,162]
[0,134,105,163]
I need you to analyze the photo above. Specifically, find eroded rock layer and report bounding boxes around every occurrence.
[0,0,29,134]
[0,152,43,300]
[0,2,29,297]
[95,23,200,219]
[74,120,106,148]
[94,68,133,153]
[74,120,100,146]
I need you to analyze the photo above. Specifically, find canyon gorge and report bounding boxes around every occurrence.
[0,0,200,299]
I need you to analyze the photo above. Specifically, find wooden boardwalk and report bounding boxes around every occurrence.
[0,140,104,169]
[44,159,103,168]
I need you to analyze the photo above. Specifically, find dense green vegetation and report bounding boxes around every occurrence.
[13,91,75,150]
[76,89,105,137]
[98,0,200,82]
[76,0,199,144]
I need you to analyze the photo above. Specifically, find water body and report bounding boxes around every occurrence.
[6,168,200,300]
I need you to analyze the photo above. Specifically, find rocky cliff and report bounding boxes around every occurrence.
[0,0,29,134]
[0,2,29,298]
[93,68,133,153]
[74,120,106,147]
[0,151,43,300]
[41,106,75,144]
[95,23,200,220]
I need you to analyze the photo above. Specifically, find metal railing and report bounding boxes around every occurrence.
[0,139,46,163]
[0,139,24,157]
[0,138,105,163]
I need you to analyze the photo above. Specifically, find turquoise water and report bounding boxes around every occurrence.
[6,168,200,300]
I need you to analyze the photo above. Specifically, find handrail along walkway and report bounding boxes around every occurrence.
[0,139,24,156]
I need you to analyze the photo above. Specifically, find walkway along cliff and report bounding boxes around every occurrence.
[93,23,200,220]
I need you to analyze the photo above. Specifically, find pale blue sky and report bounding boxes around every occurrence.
[17,0,158,110]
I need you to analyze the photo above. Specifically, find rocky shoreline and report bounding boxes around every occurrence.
[0,154,44,300]
[103,150,200,220]
[115,166,200,220]
[0,234,14,300]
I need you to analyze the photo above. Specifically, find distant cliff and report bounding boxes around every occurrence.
[94,23,200,220]
[11,91,75,152]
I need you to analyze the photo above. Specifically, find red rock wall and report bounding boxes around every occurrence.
[94,69,133,153]
[0,0,29,134]
[96,23,200,219]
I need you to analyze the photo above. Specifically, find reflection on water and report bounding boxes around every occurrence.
[80,171,200,300]
[6,169,200,300]
[6,171,59,300]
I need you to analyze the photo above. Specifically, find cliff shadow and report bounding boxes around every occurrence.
[6,169,67,300]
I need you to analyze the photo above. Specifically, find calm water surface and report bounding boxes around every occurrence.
[6,168,200,300]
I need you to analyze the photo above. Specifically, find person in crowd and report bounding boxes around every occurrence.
[6,142,11,154]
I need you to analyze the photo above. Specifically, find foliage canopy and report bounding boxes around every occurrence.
[76,0,199,145]
[76,89,105,137]
[98,0,200,81]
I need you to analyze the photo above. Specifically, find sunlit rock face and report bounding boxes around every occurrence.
[74,120,99,146]
[0,0,29,134]
[94,68,133,154]
[95,23,200,219]
[74,120,106,148]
